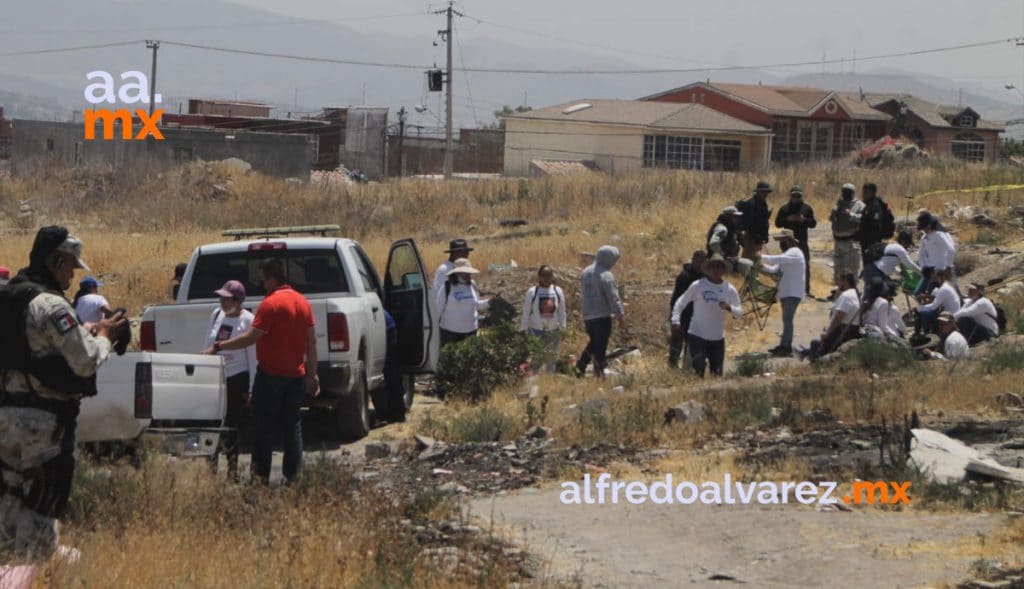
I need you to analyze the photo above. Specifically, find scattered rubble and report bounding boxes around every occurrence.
[664,401,706,426]
[365,442,391,460]
[858,136,929,168]
[911,428,1024,484]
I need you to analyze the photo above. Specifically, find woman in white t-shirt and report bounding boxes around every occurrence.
[437,258,490,348]
[800,273,862,361]
[73,275,113,324]
[520,265,567,371]
[203,280,257,479]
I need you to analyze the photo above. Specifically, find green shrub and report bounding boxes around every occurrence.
[733,353,770,378]
[982,344,1024,373]
[434,322,546,401]
[844,340,916,372]
[451,405,515,442]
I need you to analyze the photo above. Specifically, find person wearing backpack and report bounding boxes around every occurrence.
[202,280,257,481]
[862,230,920,295]
[954,282,1000,346]
[0,226,127,563]
[437,258,490,348]
[857,183,896,266]
[520,265,567,372]
[829,183,865,283]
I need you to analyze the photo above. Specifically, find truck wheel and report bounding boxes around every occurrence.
[334,360,370,440]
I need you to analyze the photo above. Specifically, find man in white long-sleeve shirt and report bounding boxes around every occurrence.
[671,254,743,378]
[758,229,805,357]
[914,268,961,334]
[863,230,920,293]
[954,282,999,345]
[936,312,969,360]
[916,213,957,296]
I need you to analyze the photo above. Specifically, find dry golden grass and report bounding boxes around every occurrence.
[37,454,518,589]
[3,160,1024,585]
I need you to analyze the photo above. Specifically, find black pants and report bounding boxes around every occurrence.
[577,317,613,377]
[687,334,725,378]
[668,319,692,368]
[220,372,250,476]
[809,326,861,361]
[956,317,996,346]
[440,329,476,348]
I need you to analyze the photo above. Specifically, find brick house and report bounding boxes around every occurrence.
[642,82,892,164]
[862,94,1004,163]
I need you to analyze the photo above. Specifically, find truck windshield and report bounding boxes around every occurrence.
[186,249,350,300]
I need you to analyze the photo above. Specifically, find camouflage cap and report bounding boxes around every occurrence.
[30,226,90,272]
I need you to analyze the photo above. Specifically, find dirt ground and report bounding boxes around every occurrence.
[469,488,1004,589]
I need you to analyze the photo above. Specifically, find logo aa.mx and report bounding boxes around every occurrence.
[83,70,164,140]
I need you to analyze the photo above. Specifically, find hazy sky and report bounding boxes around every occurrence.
[226,0,1024,90]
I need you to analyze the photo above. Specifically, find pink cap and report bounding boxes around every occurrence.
[0,266,9,279]
[213,280,246,301]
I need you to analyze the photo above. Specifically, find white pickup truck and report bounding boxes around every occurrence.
[78,351,226,457]
[139,226,438,440]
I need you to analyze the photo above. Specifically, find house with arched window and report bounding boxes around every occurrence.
[863,94,1004,163]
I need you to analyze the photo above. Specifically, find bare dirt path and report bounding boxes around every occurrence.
[471,487,1002,588]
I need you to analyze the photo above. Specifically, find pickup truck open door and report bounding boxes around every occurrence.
[383,238,438,373]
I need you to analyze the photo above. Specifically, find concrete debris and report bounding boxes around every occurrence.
[911,428,1024,485]
[611,386,626,395]
[414,435,437,450]
[664,401,706,426]
[310,169,354,186]
[284,177,303,186]
[1009,205,1024,219]
[972,213,999,227]
[365,442,391,460]
[217,157,252,174]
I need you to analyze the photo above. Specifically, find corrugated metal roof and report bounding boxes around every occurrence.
[506,99,771,134]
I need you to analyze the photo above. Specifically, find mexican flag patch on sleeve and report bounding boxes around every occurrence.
[52,311,78,335]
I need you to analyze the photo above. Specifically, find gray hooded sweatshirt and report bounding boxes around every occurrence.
[580,245,624,321]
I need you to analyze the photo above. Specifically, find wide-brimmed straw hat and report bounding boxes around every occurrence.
[446,258,480,276]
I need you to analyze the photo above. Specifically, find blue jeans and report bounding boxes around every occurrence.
[251,368,306,484]
[779,297,801,350]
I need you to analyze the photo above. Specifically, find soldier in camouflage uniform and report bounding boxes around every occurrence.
[829,183,865,283]
[0,226,125,562]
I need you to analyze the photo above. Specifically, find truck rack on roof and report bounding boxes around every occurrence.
[222,225,341,240]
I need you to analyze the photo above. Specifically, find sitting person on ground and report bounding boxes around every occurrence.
[73,275,114,324]
[914,268,961,334]
[915,212,957,297]
[437,258,490,348]
[671,254,743,378]
[520,265,567,371]
[862,282,905,342]
[757,229,806,357]
[954,282,999,346]
[667,250,706,368]
[862,229,921,295]
[933,311,970,360]
[798,272,861,362]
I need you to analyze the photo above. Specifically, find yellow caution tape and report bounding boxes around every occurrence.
[908,184,1024,200]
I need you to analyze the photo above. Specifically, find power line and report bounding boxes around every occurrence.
[0,40,144,57]
[0,12,429,36]
[160,36,1024,75]
[1,36,1018,78]
[453,21,480,127]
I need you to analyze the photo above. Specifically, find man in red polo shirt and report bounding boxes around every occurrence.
[206,258,318,484]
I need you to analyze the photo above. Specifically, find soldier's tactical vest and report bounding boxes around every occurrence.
[0,280,97,399]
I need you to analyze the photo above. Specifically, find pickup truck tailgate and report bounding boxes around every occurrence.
[148,353,226,422]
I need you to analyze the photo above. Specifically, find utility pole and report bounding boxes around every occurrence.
[398,106,407,177]
[145,40,160,118]
[434,1,462,179]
